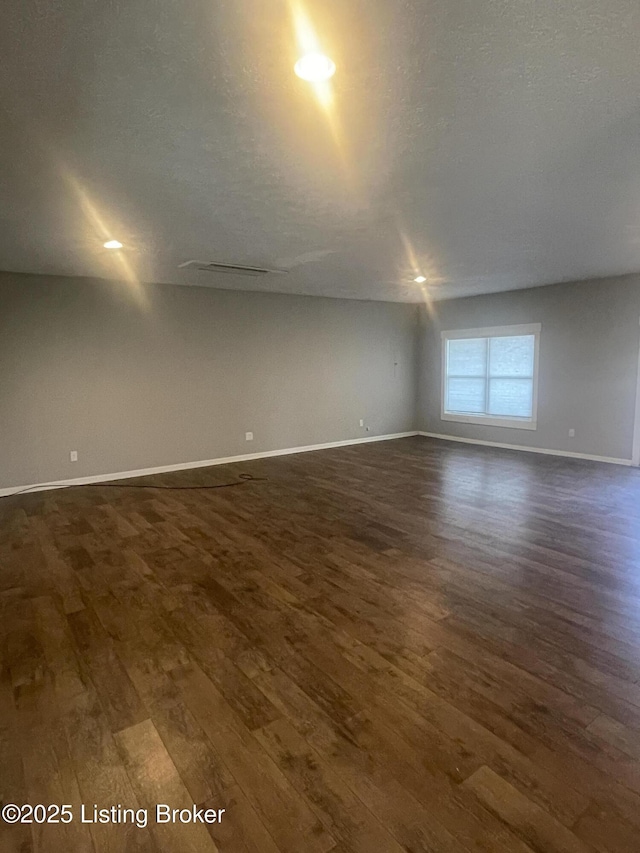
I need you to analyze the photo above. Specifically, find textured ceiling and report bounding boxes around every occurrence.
[2,1,640,302]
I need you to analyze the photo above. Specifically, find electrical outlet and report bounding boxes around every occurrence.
[568,429,575,438]
[70,450,78,462]
[245,432,254,442]
[359,419,364,427]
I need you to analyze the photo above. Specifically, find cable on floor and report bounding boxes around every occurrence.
[0,472,267,500]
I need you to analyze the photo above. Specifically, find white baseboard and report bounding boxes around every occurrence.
[0,432,419,498]
[418,431,633,466]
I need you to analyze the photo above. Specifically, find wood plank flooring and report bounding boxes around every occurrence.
[2,435,640,852]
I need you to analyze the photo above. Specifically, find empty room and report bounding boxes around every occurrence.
[2,2,640,852]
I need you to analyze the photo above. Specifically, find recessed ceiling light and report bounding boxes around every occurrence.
[294,53,336,82]
[414,275,427,284]
[103,239,123,250]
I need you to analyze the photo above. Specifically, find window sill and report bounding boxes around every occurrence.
[441,413,537,431]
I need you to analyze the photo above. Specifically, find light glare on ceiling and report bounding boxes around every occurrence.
[104,239,123,250]
[414,275,427,283]
[294,53,336,82]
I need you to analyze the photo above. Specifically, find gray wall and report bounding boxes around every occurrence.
[5,269,640,489]
[418,274,640,461]
[0,272,418,489]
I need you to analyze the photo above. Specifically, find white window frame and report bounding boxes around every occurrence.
[441,323,541,430]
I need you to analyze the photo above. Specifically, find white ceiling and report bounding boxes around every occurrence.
[2,1,640,302]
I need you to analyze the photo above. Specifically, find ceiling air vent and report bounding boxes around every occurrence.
[179,260,288,277]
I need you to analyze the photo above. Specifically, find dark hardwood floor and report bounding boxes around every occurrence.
[2,435,640,852]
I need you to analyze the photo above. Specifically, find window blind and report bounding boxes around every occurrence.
[445,333,536,420]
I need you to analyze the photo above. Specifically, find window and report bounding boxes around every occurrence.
[441,324,541,429]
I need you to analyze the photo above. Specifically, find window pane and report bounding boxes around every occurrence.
[488,378,533,418]
[489,335,534,377]
[447,338,487,376]
[447,378,486,413]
